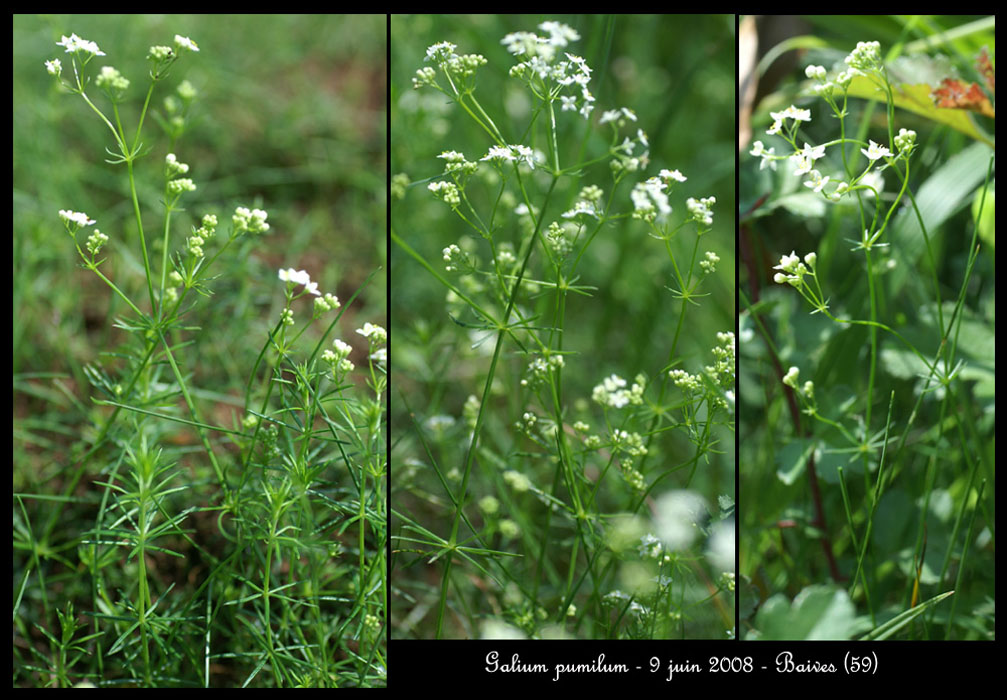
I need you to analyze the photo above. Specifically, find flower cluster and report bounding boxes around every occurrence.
[232,206,270,235]
[501,22,597,121]
[668,368,702,393]
[591,374,645,409]
[561,184,604,220]
[611,428,647,457]
[414,40,487,89]
[544,221,573,258]
[630,178,672,223]
[56,33,105,57]
[322,338,355,377]
[766,104,811,137]
[845,40,882,74]
[699,250,720,274]
[428,180,460,207]
[165,153,189,177]
[85,230,109,256]
[278,267,320,296]
[520,353,565,388]
[187,213,217,258]
[480,144,537,170]
[782,365,814,399]
[357,322,388,345]
[95,65,129,100]
[753,42,920,209]
[59,209,96,231]
[686,196,716,227]
[437,150,478,176]
[772,250,815,287]
[706,331,736,389]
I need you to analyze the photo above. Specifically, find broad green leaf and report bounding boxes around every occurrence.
[971,185,994,251]
[776,438,814,486]
[891,142,994,293]
[752,585,869,640]
[774,191,826,218]
[846,65,993,146]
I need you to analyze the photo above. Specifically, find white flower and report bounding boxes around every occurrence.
[805,64,827,81]
[539,20,580,48]
[56,33,105,56]
[861,140,892,161]
[659,168,687,183]
[773,251,800,274]
[804,169,830,194]
[278,268,311,286]
[356,322,387,344]
[654,491,706,551]
[59,209,96,228]
[44,59,61,76]
[790,154,813,176]
[174,35,199,52]
[799,142,826,162]
[770,105,812,123]
[782,366,800,388]
[707,519,735,573]
[750,141,777,170]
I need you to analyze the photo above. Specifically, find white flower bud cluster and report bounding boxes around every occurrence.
[417,41,487,87]
[356,322,387,345]
[165,153,189,177]
[545,221,573,258]
[85,230,109,256]
[232,206,269,235]
[313,293,341,314]
[894,128,917,156]
[772,250,815,287]
[592,374,645,409]
[520,354,564,388]
[437,150,478,175]
[322,337,355,376]
[700,250,720,274]
[612,429,647,457]
[428,180,460,207]
[168,178,196,195]
[845,40,882,73]
[95,65,129,98]
[631,178,671,223]
[503,470,532,492]
[687,196,716,227]
[668,369,701,392]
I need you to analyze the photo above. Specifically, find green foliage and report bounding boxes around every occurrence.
[391,14,735,640]
[14,14,386,687]
[740,15,994,641]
